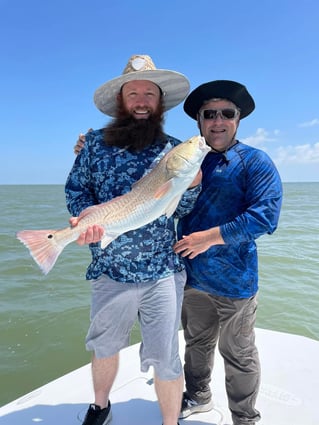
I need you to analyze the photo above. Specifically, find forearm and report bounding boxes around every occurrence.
[174,226,224,259]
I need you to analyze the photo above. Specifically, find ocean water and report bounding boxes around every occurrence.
[0,183,318,407]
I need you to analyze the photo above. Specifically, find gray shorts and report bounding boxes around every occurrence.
[86,270,186,380]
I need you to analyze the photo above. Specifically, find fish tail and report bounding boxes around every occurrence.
[16,229,65,275]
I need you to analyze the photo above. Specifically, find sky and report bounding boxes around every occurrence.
[1,0,318,184]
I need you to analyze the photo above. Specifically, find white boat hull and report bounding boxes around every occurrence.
[0,328,318,424]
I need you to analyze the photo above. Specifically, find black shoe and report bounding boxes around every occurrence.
[82,402,112,425]
[179,392,213,419]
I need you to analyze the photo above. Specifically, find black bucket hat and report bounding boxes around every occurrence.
[184,80,255,120]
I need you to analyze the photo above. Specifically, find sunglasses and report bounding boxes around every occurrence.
[199,108,240,120]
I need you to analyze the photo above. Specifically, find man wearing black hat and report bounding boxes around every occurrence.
[174,80,283,425]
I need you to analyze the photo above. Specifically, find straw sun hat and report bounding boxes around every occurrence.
[94,54,190,116]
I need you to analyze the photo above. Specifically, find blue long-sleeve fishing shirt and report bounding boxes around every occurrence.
[65,129,201,283]
[177,141,283,298]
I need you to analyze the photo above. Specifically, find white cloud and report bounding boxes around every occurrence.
[242,128,277,148]
[274,142,319,164]
[298,118,319,128]
[242,128,319,165]
[239,128,319,180]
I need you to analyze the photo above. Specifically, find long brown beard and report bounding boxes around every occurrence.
[103,97,165,151]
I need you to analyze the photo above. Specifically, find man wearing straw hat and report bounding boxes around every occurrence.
[65,55,201,425]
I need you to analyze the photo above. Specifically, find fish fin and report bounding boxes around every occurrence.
[146,142,173,171]
[165,195,182,218]
[154,180,173,199]
[132,142,173,186]
[16,230,64,275]
[100,233,118,249]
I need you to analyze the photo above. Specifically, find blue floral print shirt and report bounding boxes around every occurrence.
[65,129,201,283]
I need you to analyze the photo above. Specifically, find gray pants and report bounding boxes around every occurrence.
[182,286,261,425]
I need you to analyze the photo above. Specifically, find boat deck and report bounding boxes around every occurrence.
[0,328,318,424]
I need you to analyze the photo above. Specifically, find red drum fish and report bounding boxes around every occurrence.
[17,135,210,274]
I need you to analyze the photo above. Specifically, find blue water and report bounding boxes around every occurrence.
[0,183,318,406]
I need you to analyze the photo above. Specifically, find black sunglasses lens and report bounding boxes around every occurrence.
[222,109,236,119]
[203,110,217,119]
[202,109,237,120]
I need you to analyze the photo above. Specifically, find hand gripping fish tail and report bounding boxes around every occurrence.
[16,135,210,275]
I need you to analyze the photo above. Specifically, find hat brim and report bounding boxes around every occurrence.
[94,70,190,116]
[184,80,255,120]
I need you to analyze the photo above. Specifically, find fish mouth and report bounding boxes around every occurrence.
[198,136,211,152]
[182,137,210,162]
